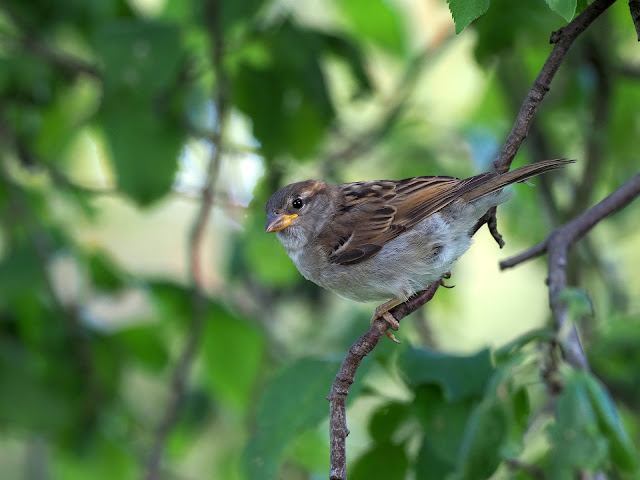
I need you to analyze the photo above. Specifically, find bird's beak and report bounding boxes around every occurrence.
[265,212,298,233]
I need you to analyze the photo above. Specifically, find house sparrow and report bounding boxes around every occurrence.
[265,158,572,340]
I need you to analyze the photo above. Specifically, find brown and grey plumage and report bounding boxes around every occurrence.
[265,158,572,307]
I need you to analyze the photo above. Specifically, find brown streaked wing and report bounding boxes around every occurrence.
[326,176,468,265]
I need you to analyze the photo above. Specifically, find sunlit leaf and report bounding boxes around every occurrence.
[447,0,491,34]
[339,0,406,54]
[544,0,577,21]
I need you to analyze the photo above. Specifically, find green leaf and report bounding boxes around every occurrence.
[455,399,508,480]
[576,0,589,14]
[447,0,491,34]
[0,245,45,304]
[339,0,406,54]
[544,0,577,21]
[412,385,475,464]
[583,373,638,472]
[547,370,608,478]
[0,340,74,434]
[99,96,182,205]
[86,249,127,292]
[558,288,594,324]
[400,347,494,401]
[232,20,335,161]
[115,326,169,371]
[351,441,408,480]
[95,21,183,99]
[202,304,265,414]
[243,358,341,480]
[52,435,138,480]
[148,281,192,323]
[415,436,456,480]
[368,401,410,442]
[493,328,554,363]
[94,20,185,204]
[221,0,267,31]
[287,429,329,473]
[472,0,559,62]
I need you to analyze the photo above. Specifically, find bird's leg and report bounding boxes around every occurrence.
[440,271,454,289]
[371,298,403,344]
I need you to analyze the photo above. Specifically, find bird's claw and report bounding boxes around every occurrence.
[440,271,454,288]
[371,302,403,344]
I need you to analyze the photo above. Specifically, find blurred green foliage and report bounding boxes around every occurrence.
[1,0,639,479]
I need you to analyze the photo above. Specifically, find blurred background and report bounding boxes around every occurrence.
[1,0,639,478]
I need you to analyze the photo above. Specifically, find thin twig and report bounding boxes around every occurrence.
[500,173,640,271]
[142,0,227,478]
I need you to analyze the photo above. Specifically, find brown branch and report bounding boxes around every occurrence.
[546,175,640,369]
[493,0,618,173]
[142,1,227,478]
[496,57,562,225]
[500,173,640,271]
[328,283,440,480]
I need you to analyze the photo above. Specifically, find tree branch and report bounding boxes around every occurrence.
[500,173,640,271]
[493,0,618,173]
[142,0,228,478]
[328,283,440,480]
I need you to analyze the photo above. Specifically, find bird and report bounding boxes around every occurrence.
[264,158,573,341]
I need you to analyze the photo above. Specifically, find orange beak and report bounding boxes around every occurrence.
[265,213,298,233]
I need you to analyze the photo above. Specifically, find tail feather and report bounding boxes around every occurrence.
[460,158,574,202]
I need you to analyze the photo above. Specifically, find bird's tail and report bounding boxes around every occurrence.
[459,158,574,201]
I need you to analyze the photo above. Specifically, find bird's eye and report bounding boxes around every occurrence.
[291,198,304,209]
